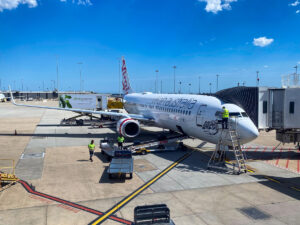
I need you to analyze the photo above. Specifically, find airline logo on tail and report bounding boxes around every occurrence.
[121,57,132,95]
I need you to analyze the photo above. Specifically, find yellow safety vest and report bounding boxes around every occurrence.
[222,108,229,118]
[117,136,124,143]
[88,144,95,151]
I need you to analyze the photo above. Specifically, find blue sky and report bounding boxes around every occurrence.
[0,0,300,93]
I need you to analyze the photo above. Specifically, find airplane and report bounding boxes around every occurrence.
[9,57,259,146]
[0,92,8,102]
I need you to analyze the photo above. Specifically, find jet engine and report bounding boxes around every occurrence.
[117,118,140,138]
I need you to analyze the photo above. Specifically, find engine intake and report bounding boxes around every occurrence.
[117,118,140,138]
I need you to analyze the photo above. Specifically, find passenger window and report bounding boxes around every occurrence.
[289,101,295,114]
[263,101,267,114]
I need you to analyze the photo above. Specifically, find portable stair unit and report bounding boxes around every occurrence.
[208,121,247,174]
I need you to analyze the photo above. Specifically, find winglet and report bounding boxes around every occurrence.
[9,86,16,105]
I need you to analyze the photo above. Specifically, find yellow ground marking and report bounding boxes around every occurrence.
[291,186,300,192]
[91,152,193,225]
[264,176,281,184]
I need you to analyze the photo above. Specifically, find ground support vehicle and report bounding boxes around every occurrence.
[107,151,133,179]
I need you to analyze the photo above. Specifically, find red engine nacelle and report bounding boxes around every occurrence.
[117,118,140,138]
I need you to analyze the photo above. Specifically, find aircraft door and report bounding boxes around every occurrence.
[196,104,207,126]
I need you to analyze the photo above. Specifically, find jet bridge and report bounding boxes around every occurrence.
[215,75,300,147]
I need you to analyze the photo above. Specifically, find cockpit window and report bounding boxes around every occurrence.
[241,112,248,117]
[229,112,242,117]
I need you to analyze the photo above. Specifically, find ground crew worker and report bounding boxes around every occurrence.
[222,106,229,129]
[117,135,125,149]
[88,140,96,162]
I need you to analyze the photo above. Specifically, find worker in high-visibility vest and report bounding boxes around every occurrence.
[222,106,229,129]
[88,140,96,162]
[117,135,125,149]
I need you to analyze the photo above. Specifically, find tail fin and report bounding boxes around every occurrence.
[121,56,133,95]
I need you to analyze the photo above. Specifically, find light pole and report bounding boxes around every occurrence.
[172,65,176,94]
[294,65,298,74]
[179,81,182,94]
[155,70,159,93]
[216,74,219,92]
[198,76,201,94]
[188,83,191,94]
[256,71,259,86]
[56,56,59,93]
[77,62,83,92]
[160,80,163,93]
[51,80,55,91]
[209,83,212,94]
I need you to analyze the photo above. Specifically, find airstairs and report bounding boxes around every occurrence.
[207,120,247,174]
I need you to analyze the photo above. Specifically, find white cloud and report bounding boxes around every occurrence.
[62,0,92,5]
[289,0,300,6]
[264,65,269,68]
[70,0,92,5]
[0,0,37,12]
[67,0,92,5]
[296,9,300,13]
[298,61,300,64]
[199,0,237,14]
[253,37,274,47]
[77,0,92,5]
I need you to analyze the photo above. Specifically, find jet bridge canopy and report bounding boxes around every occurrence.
[215,85,300,145]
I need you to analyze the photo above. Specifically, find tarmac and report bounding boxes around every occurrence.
[0,101,300,225]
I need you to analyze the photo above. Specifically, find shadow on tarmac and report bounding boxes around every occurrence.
[251,174,300,200]
[98,166,126,184]
[146,146,300,201]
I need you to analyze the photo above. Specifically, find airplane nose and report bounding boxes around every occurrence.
[236,119,259,144]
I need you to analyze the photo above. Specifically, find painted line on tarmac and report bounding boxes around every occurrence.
[89,151,194,225]
[264,176,281,184]
[275,148,283,166]
[291,186,300,192]
[18,180,133,225]
[244,146,297,151]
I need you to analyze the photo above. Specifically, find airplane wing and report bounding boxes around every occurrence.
[9,88,152,122]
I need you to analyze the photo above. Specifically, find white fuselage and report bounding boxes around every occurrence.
[0,93,6,102]
[124,93,259,145]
